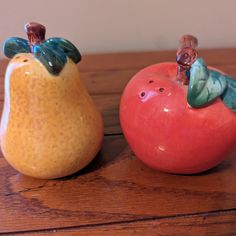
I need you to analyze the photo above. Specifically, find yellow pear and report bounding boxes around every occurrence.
[0,23,103,179]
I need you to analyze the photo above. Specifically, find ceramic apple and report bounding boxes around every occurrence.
[120,35,236,174]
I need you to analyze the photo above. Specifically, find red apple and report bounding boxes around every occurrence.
[120,62,236,174]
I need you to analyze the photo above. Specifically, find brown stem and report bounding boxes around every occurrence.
[179,35,198,49]
[24,22,46,52]
[176,35,198,85]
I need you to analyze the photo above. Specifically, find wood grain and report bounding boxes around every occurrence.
[25,210,236,236]
[77,48,236,72]
[0,135,236,233]
[2,48,236,76]
[0,49,236,235]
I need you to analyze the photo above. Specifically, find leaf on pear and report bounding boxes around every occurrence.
[187,58,227,107]
[33,44,67,75]
[44,37,81,64]
[4,37,30,58]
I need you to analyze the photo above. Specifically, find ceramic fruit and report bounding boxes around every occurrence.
[0,22,103,179]
[120,35,236,174]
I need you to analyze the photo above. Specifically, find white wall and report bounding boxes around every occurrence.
[0,0,235,58]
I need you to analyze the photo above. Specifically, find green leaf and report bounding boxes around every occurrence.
[187,58,227,107]
[3,37,30,58]
[221,76,236,112]
[33,44,67,75]
[44,37,81,64]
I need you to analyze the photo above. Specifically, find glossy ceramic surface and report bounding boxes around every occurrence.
[175,35,236,112]
[187,58,236,112]
[120,62,236,174]
[0,23,103,179]
[4,22,81,75]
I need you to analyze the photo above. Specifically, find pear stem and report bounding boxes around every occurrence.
[24,22,46,52]
[176,35,198,85]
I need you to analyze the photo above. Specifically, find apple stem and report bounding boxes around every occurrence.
[24,22,46,52]
[176,35,198,85]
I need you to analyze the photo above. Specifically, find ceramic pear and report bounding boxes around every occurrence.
[0,23,103,179]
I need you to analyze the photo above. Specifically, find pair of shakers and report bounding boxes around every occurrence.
[1,22,236,179]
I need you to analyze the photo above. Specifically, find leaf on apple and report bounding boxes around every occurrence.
[221,76,236,112]
[187,58,236,112]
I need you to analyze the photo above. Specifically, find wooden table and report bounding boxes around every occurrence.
[0,49,236,235]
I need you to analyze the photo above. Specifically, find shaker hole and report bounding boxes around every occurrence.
[149,80,154,83]
[140,91,146,97]
[23,59,28,62]
[159,87,164,92]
